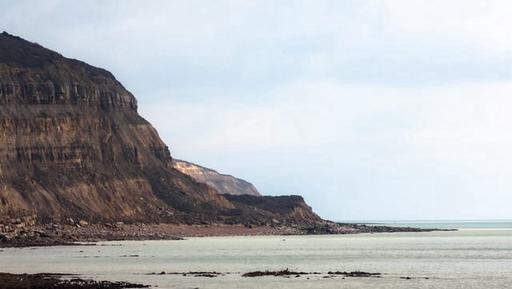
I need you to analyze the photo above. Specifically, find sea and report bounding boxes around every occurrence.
[1,220,511,289]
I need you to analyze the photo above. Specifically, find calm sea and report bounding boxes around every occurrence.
[1,221,511,289]
[352,219,512,229]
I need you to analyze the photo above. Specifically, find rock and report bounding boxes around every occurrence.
[78,220,89,226]
[0,32,323,229]
[0,272,149,288]
[0,32,235,225]
[327,271,381,278]
[172,159,261,196]
[34,230,50,238]
[242,269,316,277]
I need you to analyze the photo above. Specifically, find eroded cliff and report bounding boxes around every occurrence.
[0,32,321,226]
[172,159,261,196]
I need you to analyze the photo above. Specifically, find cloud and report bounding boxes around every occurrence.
[3,0,512,92]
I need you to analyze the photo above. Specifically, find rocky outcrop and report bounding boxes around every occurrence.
[224,194,322,225]
[0,32,321,227]
[172,159,260,196]
[0,273,148,289]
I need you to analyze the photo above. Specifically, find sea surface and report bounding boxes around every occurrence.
[1,221,512,289]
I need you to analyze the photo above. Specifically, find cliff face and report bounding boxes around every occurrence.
[0,32,232,224]
[224,194,321,225]
[172,159,261,196]
[0,32,321,226]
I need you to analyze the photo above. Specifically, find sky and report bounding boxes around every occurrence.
[1,0,512,221]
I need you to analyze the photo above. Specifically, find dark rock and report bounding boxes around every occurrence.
[242,269,318,277]
[151,271,223,277]
[0,272,148,289]
[327,271,381,278]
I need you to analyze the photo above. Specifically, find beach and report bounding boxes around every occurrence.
[1,222,510,289]
[0,222,436,248]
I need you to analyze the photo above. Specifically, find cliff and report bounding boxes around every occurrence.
[224,194,321,224]
[172,159,260,196]
[0,32,321,226]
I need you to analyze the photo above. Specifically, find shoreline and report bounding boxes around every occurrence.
[0,222,450,248]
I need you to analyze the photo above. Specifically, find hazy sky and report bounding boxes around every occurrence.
[2,0,512,221]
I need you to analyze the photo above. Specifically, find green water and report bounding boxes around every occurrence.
[1,222,511,289]
[362,220,512,229]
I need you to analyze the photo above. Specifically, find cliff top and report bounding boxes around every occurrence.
[0,31,116,81]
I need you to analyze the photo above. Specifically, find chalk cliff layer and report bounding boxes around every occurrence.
[172,159,261,196]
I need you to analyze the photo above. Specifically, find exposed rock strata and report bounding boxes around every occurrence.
[0,32,320,227]
[224,194,321,224]
[172,159,261,196]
